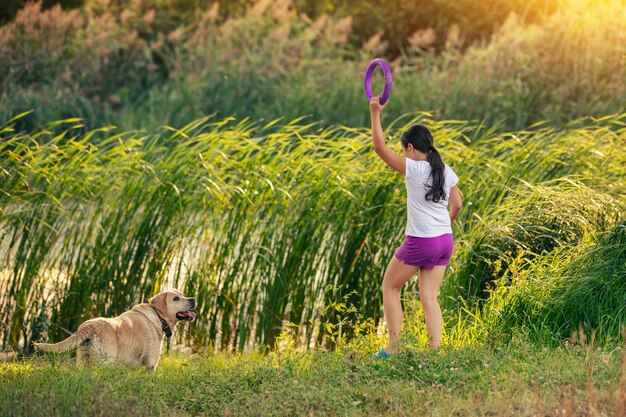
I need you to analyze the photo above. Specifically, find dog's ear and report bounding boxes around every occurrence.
[149,292,168,315]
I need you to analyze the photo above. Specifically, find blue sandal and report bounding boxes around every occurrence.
[373,348,392,359]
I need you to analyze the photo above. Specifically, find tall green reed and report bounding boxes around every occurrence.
[475,219,626,346]
[1,112,624,352]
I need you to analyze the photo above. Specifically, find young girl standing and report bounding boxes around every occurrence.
[369,96,462,358]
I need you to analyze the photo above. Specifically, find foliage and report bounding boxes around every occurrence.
[296,0,559,54]
[0,0,624,132]
[0,112,624,351]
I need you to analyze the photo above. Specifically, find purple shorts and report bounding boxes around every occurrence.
[394,234,454,269]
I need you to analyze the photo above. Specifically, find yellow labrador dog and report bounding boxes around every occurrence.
[33,289,196,372]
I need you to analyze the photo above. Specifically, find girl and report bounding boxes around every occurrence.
[369,96,462,358]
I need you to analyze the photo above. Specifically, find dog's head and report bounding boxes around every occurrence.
[149,289,196,324]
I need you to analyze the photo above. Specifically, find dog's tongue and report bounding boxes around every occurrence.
[177,311,196,321]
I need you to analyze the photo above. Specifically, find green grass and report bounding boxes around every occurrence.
[1,336,624,417]
[477,220,626,345]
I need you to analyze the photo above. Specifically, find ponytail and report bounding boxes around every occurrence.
[400,124,447,202]
[426,146,446,203]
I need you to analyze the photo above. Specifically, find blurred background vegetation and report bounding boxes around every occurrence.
[1,0,624,132]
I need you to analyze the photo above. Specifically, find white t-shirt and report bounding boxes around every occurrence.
[404,159,459,237]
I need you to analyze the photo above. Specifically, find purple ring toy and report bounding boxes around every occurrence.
[364,58,392,105]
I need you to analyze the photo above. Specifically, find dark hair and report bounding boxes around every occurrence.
[400,124,446,203]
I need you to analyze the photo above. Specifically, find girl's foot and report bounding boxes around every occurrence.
[427,339,440,350]
[372,348,393,359]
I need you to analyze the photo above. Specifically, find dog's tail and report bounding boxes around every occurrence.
[33,328,90,353]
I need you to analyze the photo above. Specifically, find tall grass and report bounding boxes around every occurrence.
[1,111,624,352]
[477,219,626,345]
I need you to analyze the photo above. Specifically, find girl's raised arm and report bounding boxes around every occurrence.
[369,97,405,175]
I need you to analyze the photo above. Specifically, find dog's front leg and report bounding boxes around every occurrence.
[144,348,161,373]
[145,358,160,373]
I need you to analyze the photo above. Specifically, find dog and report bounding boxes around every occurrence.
[33,289,196,372]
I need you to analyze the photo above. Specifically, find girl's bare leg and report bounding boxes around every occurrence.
[381,257,419,353]
[418,265,447,348]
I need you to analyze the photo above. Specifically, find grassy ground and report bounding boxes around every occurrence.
[1,337,624,417]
